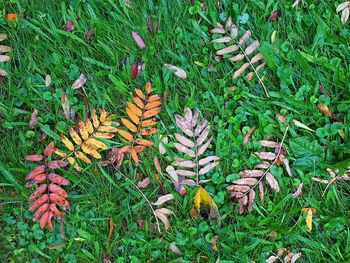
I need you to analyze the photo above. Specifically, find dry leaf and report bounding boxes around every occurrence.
[130,62,138,80]
[29,109,38,129]
[193,187,219,219]
[265,172,280,192]
[337,2,350,24]
[62,18,76,32]
[292,183,303,198]
[301,208,316,232]
[164,64,187,78]
[159,136,168,154]
[154,208,174,232]
[84,28,94,42]
[60,94,70,119]
[107,218,114,245]
[152,194,174,205]
[137,177,150,188]
[131,31,146,49]
[269,9,282,21]
[45,74,52,88]
[243,126,256,144]
[266,256,278,263]
[169,243,183,255]
[71,73,86,89]
[293,119,315,132]
[211,235,218,251]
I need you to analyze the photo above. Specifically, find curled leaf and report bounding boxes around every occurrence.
[164,64,187,79]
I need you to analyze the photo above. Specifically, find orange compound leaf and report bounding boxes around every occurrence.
[135,88,146,100]
[26,155,45,162]
[117,129,134,141]
[98,125,119,133]
[145,80,152,94]
[81,144,102,159]
[139,128,158,136]
[86,138,107,150]
[131,94,145,108]
[29,184,47,201]
[135,138,153,146]
[48,173,70,186]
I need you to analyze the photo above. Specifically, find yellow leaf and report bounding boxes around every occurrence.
[98,125,119,133]
[85,118,94,134]
[92,109,100,128]
[86,138,107,150]
[67,157,81,172]
[74,151,92,164]
[99,109,107,122]
[301,208,316,232]
[78,121,89,140]
[121,118,137,132]
[93,132,114,139]
[127,102,142,116]
[60,134,74,151]
[193,187,219,219]
[69,127,82,145]
[82,144,102,159]
[54,149,67,158]
[131,94,145,108]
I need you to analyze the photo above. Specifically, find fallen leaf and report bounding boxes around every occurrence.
[211,235,218,251]
[146,15,154,33]
[131,31,146,49]
[301,208,316,232]
[45,74,52,88]
[60,94,70,119]
[265,172,280,192]
[169,243,183,255]
[152,194,174,205]
[267,231,278,238]
[193,187,219,219]
[130,62,138,80]
[243,126,256,144]
[71,73,86,89]
[29,109,38,129]
[337,2,350,24]
[7,13,17,21]
[269,9,282,21]
[137,177,150,188]
[154,208,173,232]
[62,19,75,32]
[164,64,187,78]
[84,28,94,42]
[266,255,278,263]
[293,119,315,132]
[291,252,302,263]
[107,218,114,245]
[317,103,336,119]
[292,183,303,198]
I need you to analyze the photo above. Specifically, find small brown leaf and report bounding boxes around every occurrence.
[255,151,276,160]
[84,28,94,42]
[265,172,280,192]
[243,126,256,144]
[211,235,218,251]
[267,231,278,238]
[292,183,303,198]
[71,73,86,89]
[239,170,264,178]
[247,190,255,211]
[29,109,38,129]
[169,243,183,255]
[152,194,174,205]
[137,177,150,189]
[269,9,282,21]
[60,94,70,119]
[232,178,257,186]
[62,19,75,32]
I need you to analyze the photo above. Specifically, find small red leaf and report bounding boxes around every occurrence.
[48,173,70,186]
[62,19,75,32]
[84,28,94,42]
[269,9,282,21]
[130,62,138,80]
[47,160,68,169]
[29,184,47,201]
[26,155,45,162]
[44,142,55,157]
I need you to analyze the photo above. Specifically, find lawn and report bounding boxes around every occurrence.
[0,0,350,262]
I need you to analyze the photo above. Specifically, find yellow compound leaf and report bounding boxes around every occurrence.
[92,109,100,128]
[85,118,94,134]
[99,109,107,122]
[54,149,67,158]
[139,128,158,135]
[78,121,89,140]
[82,144,102,159]
[121,118,137,132]
[69,127,82,145]
[98,125,119,133]
[135,138,153,146]
[93,132,114,139]
[135,88,146,100]
[144,107,161,119]
[126,107,140,124]
[117,129,134,141]
[74,151,92,164]
[127,102,142,116]
[86,138,107,150]
[145,100,161,110]
[60,134,74,151]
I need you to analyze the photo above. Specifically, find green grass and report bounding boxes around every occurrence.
[0,0,350,262]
